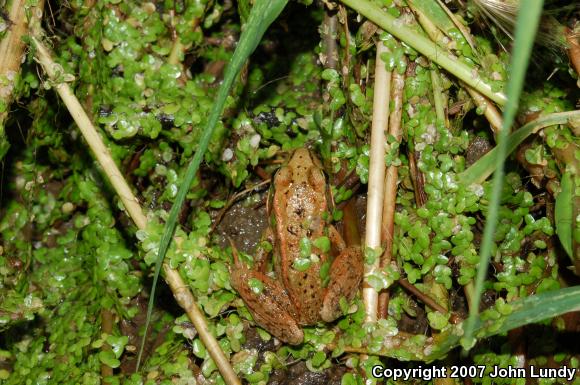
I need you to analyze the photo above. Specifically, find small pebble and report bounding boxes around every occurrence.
[250,134,261,149]
[222,148,233,161]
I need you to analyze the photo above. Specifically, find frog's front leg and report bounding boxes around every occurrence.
[320,226,363,322]
[230,265,304,345]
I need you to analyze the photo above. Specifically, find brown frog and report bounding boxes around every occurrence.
[231,149,363,344]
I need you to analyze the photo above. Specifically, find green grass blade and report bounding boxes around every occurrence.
[461,0,544,349]
[430,286,580,360]
[480,285,580,336]
[136,0,288,370]
[555,171,573,258]
[459,111,580,185]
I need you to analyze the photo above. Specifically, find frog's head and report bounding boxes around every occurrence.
[287,148,322,170]
[285,148,325,189]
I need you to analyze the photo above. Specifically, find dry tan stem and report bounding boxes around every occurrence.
[464,84,503,135]
[377,69,405,319]
[363,41,391,322]
[168,39,185,66]
[31,35,241,385]
[32,36,147,230]
[101,309,114,382]
[322,12,338,70]
[163,267,240,385]
[399,278,448,314]
[0,0,44,129]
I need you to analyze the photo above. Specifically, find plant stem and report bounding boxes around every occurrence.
[378,67,405,319]
[31,35,241,385]
[464,84,503,135]
[364,41,391,322]
[101,309,114,382]
[339,0,507,105]
[0,0,44,158]
[398,278,448,315]
[430,68,446,125]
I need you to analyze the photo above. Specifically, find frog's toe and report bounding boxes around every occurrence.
[276,325,304,345]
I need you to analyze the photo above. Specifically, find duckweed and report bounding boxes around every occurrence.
[1,0,578,384]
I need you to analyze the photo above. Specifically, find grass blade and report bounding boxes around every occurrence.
[461,0,544,349]
[459,111,580,185]
[555,171,573,258]
[431,286,580,360]
[137,0,288,370]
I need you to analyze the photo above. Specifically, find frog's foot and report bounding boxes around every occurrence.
[231,268,304,345]
[320,246,364,322]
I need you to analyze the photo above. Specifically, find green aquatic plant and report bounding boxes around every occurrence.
[1,0,579,384]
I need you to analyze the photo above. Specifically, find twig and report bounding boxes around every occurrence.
[464,84,503,135]
[32,37,147,230]
[338,5,351,79]
[322,12,338,70]
[209,179,271,234]
[378,68,405,319]
[363,40,391,323]
[398,278,447,315]
[409,149,427,207]
[30,34,241,385]
[101,309,114,383]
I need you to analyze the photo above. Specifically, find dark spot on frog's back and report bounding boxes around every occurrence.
[287,224,298,235]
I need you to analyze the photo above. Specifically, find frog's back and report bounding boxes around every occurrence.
[274,150,329,324]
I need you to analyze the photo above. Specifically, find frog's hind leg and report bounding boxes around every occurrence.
[254,226,275,273]
[230,266,304,345]
[320,247,363,322]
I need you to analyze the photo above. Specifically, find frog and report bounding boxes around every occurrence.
[230,148,364,344]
